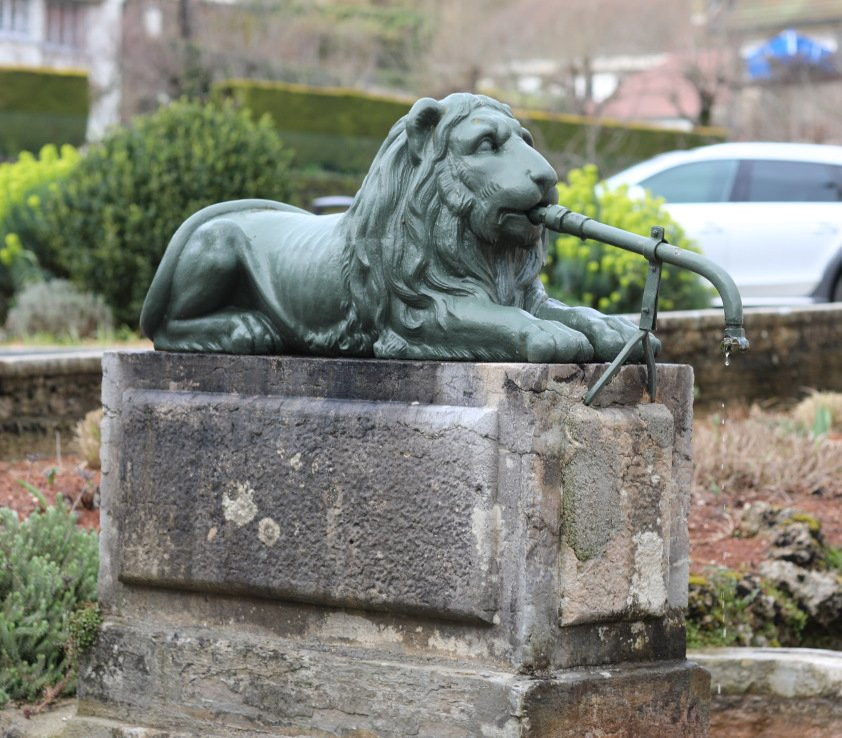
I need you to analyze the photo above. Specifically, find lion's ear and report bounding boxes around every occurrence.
[406,98,445,166]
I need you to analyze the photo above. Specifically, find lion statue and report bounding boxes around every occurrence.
[140,93,647,363]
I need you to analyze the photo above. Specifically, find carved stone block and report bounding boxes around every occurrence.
[73,352,707,737]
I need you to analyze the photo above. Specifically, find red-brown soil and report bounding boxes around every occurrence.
[0,455,100,530]
[689,435,842,575]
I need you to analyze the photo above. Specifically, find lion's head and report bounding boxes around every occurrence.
[341,93,559,356]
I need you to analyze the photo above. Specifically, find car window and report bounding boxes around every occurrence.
[736,160,842,202]
[638,159,739,203]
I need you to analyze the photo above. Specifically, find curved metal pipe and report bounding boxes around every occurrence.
[529,205,750,353]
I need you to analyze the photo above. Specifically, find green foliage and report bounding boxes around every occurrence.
[686,569,807,648]
[28,100,295,327]
[214,80,724,176]
[0,67,89,157]
[827,546,842,576]
[4,280,114,341]
[66,602,102,657]
[0,495,99,706]
[0,144,80,319]
[544,165,713,314]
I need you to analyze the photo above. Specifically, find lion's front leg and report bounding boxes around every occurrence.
[534,298,661,362]
[377,298,594,363]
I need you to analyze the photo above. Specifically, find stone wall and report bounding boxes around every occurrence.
[654,304,842,408]
[0,350,104,459]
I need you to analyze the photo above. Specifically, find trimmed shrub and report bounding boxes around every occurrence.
[0,67,88,157]
[543,165,713,314]
[31,100,295,327]
[0,492,99,705]
[215,79,724,176]
[216,80,411,174]
[4,280,113,341]
[521,109,722,176]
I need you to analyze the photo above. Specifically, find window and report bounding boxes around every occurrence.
[639,159,739,204]
[46,0,83,47]
[736,160,842,202]
[0,0,30,35]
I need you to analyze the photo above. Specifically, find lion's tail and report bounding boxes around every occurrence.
[139,199,306,339]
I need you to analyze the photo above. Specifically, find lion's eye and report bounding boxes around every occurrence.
[522,130,534,147]
[476,137,498,153]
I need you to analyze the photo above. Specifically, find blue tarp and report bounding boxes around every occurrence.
[746,29,836,79]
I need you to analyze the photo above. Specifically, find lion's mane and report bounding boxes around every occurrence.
[338,93,548,358]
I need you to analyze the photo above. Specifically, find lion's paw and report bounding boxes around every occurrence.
[589,316,661,362]
[225,311,283,354]
[521,321,594,363]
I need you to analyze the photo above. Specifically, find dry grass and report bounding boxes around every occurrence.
[792,391,842,435]
[693,401,842,498]
[74,408,102,470]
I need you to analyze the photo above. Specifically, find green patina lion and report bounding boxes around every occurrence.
[140,93,646,362]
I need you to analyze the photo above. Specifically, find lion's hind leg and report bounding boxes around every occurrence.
[151,220,283,354]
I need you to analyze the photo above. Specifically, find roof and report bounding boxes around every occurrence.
[722,0,842,31]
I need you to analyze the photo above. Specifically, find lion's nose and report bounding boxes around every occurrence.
[528,155,558,194]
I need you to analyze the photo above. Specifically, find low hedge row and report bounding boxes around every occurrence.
[0,67,89,157]
[215,79,725,175]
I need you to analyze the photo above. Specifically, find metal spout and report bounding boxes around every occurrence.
[529,204,751,358]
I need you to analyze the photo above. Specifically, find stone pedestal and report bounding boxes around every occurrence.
[71,352,709,737]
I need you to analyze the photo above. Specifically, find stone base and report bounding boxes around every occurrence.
[72,620,708,738]
[71,352,707,737]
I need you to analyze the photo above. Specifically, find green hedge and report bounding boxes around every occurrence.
[521,110,724,176]
[0,67,89,157]
[215,80,411,174]
[214,79,725,176]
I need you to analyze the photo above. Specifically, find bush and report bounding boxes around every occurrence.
[31,100,295,327]
[0,144,80,319]
[4,280,113,341]
[543,165,713,314]
[0,491,99,705]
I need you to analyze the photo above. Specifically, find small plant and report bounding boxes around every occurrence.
[74,408,103,471]
[792,391,842,438]
[543,164,712,314]
[4,279,114,341]
[0,492,99,706]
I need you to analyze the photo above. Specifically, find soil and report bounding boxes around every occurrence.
[0,455,100,531]
[688,441,842,574]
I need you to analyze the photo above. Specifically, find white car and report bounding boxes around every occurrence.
[604,142,842,305]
